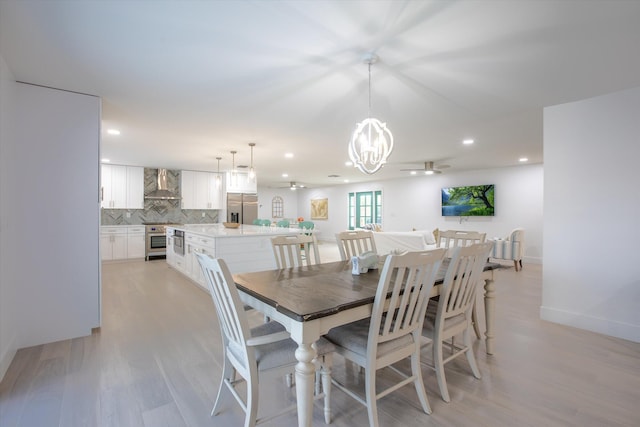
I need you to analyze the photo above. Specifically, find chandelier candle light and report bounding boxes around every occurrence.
[349,53,394,174]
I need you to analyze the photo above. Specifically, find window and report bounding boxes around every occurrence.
[272,196,283,218]
[348,190,382,230]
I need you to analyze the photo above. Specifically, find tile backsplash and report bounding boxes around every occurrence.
[100,168,220,225]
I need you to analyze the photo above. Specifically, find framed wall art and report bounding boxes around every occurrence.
[311,198,328,220]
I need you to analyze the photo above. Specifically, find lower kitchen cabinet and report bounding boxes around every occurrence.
[184,233,216,290]
[101,225,146,261]
[127,226,146,259]
[166,228,176,268]
[101,227,128,261]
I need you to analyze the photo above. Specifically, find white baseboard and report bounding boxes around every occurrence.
[540,306,640,343]
[524,255,542,265]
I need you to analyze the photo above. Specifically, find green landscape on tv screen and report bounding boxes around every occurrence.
[441,184,495,216]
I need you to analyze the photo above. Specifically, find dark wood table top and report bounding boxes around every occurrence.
[234,260,501,323]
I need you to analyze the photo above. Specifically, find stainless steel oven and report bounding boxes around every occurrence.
[145,223,181,260]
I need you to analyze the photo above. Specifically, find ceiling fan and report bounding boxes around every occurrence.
[275,181,305,190]
[400,161,450,175]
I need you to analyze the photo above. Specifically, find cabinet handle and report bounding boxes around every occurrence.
[100,187,104,202]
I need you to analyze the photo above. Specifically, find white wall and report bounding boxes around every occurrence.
[0,54,18,379]
[295,164,543,264]
[543,86,640,343]
[0,73,101,381]
[257,185,301,223]
[12,82,101,347]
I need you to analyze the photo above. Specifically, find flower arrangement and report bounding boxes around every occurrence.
[297,217,304,222]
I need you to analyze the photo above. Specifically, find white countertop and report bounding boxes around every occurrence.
[175,223,302,238]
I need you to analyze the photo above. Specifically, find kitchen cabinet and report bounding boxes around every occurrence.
[126,167,144,209]
[100,226,128,260]
[101,225,145,260]
[226,171,257,194]
[101,165,127,208]
[184,232,216,290]
[181,170,223,210]
[126,226,145,259]
[166,228,176,268]
[167,224,295,278]
[101,164,144,209]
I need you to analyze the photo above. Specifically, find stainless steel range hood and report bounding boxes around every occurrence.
[145,168,181,200]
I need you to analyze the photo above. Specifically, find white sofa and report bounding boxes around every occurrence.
[371,230,437,255]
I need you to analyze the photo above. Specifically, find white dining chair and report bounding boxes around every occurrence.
[421,242,495,402]
[196,253,334,426]
[437,229,486,249]
[271,234,321,268]
[325,248,447,427]
[437,229,487,339]
[335,230,378,261]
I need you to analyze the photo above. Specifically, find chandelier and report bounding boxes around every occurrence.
[348,53,394,174]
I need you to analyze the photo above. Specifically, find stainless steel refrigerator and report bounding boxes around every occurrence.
[227,193,258,225]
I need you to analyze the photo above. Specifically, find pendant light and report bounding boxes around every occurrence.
[215,156,222,188]
[248,142,256,183]
[230,150,237,187]
[230,150,237,177]
[348,53,394,174]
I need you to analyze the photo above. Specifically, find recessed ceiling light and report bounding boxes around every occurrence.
[410,171,417,175]
[425,170,434,175]
[101,158,110,163]
[285,153,294,158]
[463,139,474,145]
[344,179,349,183]
[519,157,529,162]
[345,161,353,166]
[107,129,120,135]
[282,173,289,178]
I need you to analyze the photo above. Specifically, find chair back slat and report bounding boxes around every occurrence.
[369,249,447,346]
[438,230,486,249]
[196,253,252,364]
[271,234,320,268]
[335,230,378,261]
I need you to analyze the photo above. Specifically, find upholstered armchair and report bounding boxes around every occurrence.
[491,228,525,271]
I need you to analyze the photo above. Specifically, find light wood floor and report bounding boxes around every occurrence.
[2,243,640,426]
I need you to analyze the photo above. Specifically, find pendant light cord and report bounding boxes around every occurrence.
[368,61,372,119]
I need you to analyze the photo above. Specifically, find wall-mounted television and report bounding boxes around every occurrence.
[441,184,495,216]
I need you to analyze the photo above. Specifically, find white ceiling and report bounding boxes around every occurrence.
[2,1,640,188]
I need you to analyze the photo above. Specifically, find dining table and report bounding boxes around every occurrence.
[233,259,500,427]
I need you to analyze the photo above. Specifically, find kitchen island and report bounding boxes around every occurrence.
[166,223,302,290]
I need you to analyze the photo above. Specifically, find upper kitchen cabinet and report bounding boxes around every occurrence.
[181,170,223,210]
[226,171,257,194]
[101,164,144,209]
[126,166,144,209]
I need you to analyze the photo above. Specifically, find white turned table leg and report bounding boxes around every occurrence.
[295,342,316,427]
[484,278,496,355]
